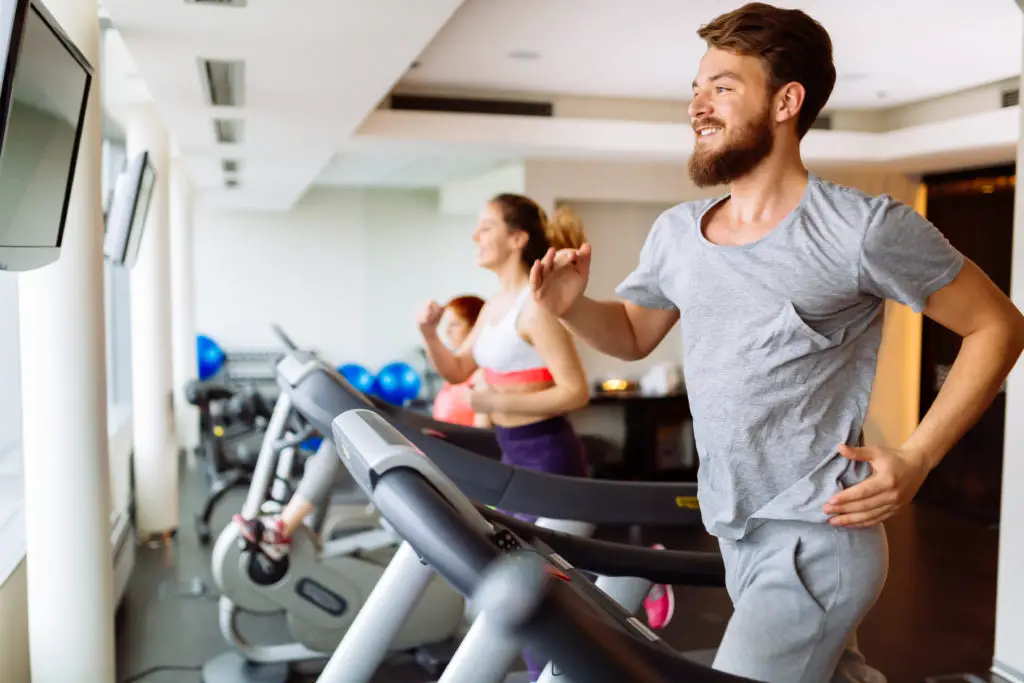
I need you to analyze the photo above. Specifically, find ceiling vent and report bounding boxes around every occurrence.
[213,118,243,144]
[186,0,247,6]
[222,159,240,188]
[1002,88,1019,108]
[389,94,553,118]
[198,58,245,107]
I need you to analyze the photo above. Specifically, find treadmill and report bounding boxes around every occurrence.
[268,351,719,681]
[323,408,749,683]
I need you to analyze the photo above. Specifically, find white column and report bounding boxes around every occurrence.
[125,103,178,537]
[16,0,116,680]
[994,6,1024,681]
[169,154,200,454]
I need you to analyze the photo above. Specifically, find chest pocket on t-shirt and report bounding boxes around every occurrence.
[751,301,844,368]
[780,301,840,350]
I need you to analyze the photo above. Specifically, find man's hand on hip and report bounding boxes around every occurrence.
[823,444,932,528]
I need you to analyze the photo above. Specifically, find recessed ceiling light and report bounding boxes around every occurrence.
[508,50,540,61]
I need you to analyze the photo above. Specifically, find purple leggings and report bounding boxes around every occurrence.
[493,416,588,680]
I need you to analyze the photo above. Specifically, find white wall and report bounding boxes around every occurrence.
[193,186,493,372]
[0,273,22,449]
[440,163,525,215]
[362,187,494,368]
[194,187,369,364]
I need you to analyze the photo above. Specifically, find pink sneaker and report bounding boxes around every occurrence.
[232,514,291,561]
[643,543,675,629]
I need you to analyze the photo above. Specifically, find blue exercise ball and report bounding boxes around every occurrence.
[373,362,422,406]
[301,435,324,452]
[196,334,225,381]
[338,363,376,394]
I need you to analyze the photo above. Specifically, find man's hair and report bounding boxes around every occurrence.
[697,2,836,138]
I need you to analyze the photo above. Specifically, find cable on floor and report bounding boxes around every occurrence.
[120,664,202,682]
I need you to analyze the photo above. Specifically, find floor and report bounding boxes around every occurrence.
[115,455,1004,683]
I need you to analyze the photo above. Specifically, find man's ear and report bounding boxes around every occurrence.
[775,81,805,126]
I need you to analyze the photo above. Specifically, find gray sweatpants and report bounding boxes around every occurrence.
[295,441,341,508]
[713,520,888,683]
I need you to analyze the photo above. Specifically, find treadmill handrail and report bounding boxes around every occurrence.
[472,554,665,683]
[270,323,298,351]
[473,553,757,683]
[368,466,756,683]
[282,358,704,526]
[477,504,724,587]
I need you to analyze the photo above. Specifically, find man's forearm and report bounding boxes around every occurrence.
[903,323,1024,469]
[561,297,642,360]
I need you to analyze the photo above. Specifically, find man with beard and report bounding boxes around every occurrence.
[528,3,1024,682]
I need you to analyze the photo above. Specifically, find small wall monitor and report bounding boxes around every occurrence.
[0,0,93,273]
[104,150,156,269]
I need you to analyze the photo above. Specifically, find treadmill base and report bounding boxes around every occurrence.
[202,651,290,683]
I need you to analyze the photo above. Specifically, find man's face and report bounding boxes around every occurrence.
[687,48,776,187]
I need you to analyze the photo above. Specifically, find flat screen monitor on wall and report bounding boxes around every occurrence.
[0,0,92,273]
[104,150,156,269]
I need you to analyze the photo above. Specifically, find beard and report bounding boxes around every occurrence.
[688,107,775,188]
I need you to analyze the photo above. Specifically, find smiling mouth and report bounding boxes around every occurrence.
[695,126,723,139]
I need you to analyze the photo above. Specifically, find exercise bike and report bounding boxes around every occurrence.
[189,323,319,545]
[187,379,276,544]
[203,378,464,683]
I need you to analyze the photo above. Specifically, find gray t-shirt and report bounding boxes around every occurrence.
[616,173,964,540]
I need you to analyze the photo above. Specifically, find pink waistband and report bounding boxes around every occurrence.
[482,367,554,385]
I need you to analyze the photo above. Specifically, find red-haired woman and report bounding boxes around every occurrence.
[431,294,488,427]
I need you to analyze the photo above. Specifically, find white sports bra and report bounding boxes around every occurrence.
[473,288,553,385]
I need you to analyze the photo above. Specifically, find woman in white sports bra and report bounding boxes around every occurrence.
[417,195,676,674]
[417,193,591,483]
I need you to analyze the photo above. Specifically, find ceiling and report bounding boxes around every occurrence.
[101,0,466,210]
[316,147,519,189]
[101,0,1023,209]
[402,0,1024,109]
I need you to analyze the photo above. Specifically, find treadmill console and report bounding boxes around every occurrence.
[275,351,321,389]
[332,409,494,538]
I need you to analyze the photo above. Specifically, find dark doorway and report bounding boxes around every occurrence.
[915,164,1015,526]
